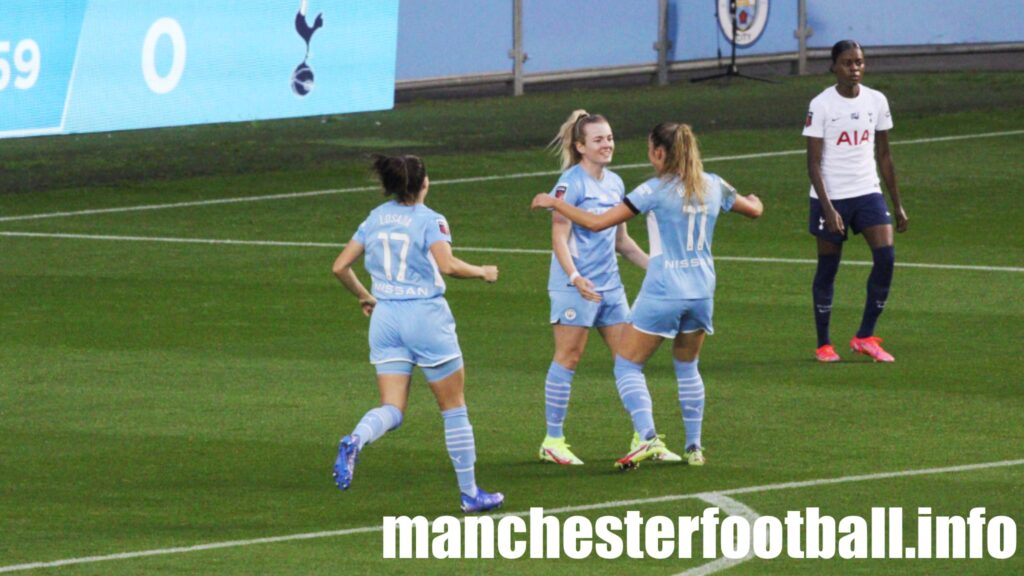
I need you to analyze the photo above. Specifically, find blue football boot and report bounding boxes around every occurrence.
[333,435,360,490]
[460,488,505,513]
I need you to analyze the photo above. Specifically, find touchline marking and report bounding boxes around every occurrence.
[1,129,1020,223]
[1,231,1021,273]
[1,458,1020,573]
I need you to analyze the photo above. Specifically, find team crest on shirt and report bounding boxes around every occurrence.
[805,110,813,127]
[851,112,860,120]
[554,184,567,199]
[437,219,450,236]
[564,308,577,321]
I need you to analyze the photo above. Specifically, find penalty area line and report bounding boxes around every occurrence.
[1,458,1021,573]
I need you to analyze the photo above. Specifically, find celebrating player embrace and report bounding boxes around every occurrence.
[533,122,763,468]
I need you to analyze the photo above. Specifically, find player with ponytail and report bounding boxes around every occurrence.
[533,123,763,468]
[536,110,664,467]
[330,154,504,513]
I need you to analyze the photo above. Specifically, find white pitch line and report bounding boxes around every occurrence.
[1,231,1021,273]
[1,129,1021,223]
[2,458,1020,573]
[675,494,762,576]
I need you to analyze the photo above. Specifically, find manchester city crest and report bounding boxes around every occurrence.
[717,0,770,47]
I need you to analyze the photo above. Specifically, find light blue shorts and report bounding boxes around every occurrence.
[629,296,714,338]
[368,298,463,375]
[549,286,630,328]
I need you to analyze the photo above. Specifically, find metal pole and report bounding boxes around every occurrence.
[509,0,525,96]
[654,0,670,86]
[793,0,813,75]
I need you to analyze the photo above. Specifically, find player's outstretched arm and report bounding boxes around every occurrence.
[730,193,764,219]
[531,194,634,231]
[332,241,376,316]
[430,241,498,283]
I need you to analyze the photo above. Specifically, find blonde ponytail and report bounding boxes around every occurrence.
[650,122,706,205]
[678,124,706,206]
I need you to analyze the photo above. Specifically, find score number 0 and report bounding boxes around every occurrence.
[0,39,41,91]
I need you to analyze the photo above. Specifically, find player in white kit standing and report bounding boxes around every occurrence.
[804,40,908,363]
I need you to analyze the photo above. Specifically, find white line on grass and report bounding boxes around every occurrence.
[1,458,1021,573]
[675,494,761,576]
[1,231,1022,273]
[1,129,1021,223]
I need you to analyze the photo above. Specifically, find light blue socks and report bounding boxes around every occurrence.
[442,406,478,497]
[351,404,403,449]
[613,355,657,441]
[674,358,705,449]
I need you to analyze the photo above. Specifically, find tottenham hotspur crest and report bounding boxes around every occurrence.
[292,0,324,97]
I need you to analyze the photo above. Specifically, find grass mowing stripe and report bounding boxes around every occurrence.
[0,185,380,223]
[1,231,1022,273]
[2,129,1021,224]
[2,459,1019,574]
[0,231,343,249]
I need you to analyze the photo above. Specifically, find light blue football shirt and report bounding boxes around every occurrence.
[547,164,626,292]
[352,200,451,300]
[625,172,737,300]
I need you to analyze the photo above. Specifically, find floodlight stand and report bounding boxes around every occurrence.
[692,1,776,83]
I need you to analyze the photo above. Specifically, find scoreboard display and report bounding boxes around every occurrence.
[0,0,399,138]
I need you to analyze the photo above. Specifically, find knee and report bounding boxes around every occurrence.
[613,355,644,378]
[553,350,582,371]
[813,253,842,285]
[873,245,895,268]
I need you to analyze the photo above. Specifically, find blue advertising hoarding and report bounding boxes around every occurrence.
[0,0,399,139]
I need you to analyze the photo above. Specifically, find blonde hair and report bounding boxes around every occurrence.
[548,109,610,171]
[650,122,706,205]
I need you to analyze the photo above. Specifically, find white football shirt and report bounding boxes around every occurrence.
[802,85,893,200]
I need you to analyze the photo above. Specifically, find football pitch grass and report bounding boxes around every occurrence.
[1,72,1022,574]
